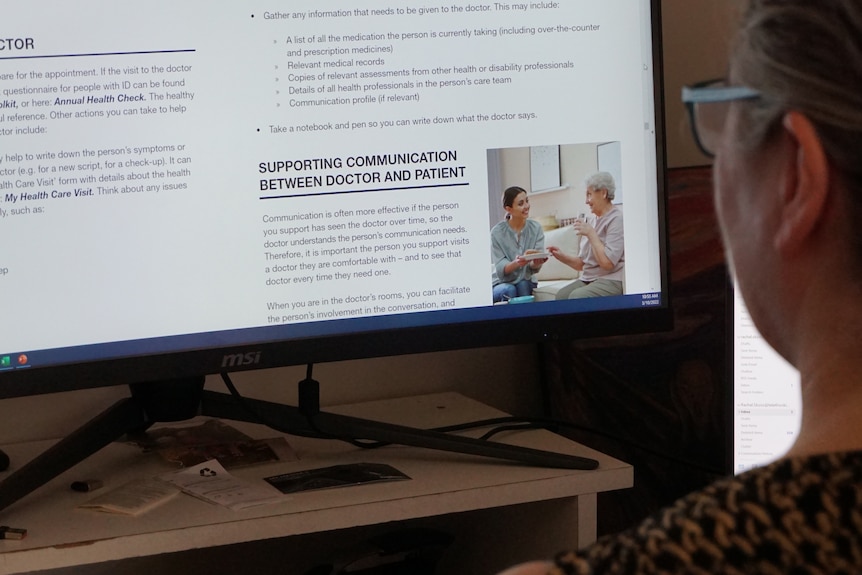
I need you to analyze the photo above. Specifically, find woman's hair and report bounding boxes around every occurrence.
[732,0,862,261]
[733,0,862,189]
[585,172,616,201]
[502,186,527,209]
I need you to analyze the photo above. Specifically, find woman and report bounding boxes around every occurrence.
[491,186,547,302]
[500,0,862,572]
[547,172,624,298]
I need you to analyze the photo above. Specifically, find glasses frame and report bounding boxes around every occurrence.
[682,78,762,158]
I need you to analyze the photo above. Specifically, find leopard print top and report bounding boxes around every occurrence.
[551,452,862,574]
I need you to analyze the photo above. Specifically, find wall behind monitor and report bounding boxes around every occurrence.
[661,0,739,168]
[0,0,738,450]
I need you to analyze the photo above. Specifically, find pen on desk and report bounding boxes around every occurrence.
[0,526,27,540]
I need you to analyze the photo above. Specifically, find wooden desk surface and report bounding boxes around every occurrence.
[0,392,632,574]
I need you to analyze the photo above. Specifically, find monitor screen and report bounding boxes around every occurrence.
[731,283,801,473]
[0,0,669,399]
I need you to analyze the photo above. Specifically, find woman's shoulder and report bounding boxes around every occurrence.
[575,451,862,573]
[671,452,862,557]
[606,205,623,221]
[681,451,862,517]
[491,220,510,236]
[525,218,544,233]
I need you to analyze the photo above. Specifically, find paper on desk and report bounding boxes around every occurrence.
[78,478,181,516]
[161,459,286,511]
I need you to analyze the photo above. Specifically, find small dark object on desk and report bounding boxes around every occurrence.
[0,448,9,472]
[71,479,104,492]
[0,525,27,540]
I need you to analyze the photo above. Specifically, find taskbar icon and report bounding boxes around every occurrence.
[0,354,30,370]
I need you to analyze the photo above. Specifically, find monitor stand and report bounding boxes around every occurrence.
[0,377,598,514]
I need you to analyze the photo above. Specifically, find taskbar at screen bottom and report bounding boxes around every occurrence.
[0,291,666,382]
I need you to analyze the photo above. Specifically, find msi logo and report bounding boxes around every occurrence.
[220,351,262,368]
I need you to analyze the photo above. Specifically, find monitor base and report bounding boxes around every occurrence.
[0,377,598,514]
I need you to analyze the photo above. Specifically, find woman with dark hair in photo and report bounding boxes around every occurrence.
[499,0,862,572]
[490,185,547,302]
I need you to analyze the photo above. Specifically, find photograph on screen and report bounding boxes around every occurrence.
[487,143,627,304]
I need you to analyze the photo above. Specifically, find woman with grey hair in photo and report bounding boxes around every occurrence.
[499,0,862,572]
[547,171,625,299]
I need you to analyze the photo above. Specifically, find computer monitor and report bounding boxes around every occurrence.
[0,0,671,511]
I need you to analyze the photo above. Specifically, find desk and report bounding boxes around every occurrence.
[0,393,632,575]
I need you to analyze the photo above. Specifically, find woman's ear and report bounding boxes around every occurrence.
[773,111,830,255]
